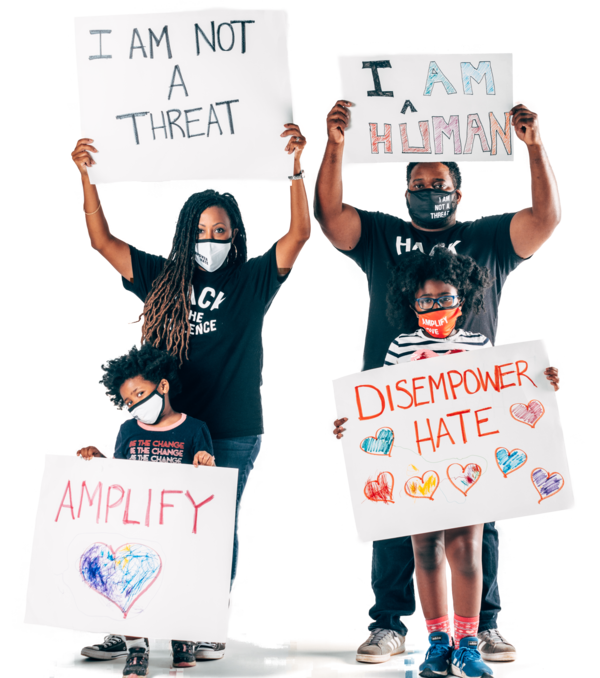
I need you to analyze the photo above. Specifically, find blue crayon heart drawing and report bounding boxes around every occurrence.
[360,427,394,457]
[531,467,564,504]
[495,447,527,478]
[80,543,162,618]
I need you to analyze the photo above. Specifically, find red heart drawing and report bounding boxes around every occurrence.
[510,400,545,428]
[447,463,482,496]
[404,471,439,501]
[364,472,395,504]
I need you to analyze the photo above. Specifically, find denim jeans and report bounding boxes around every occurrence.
[368,522,501,636]
[212,435,262,585]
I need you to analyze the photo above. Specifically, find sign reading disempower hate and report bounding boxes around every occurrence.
[340,54,513,163]
[75,10,293,182]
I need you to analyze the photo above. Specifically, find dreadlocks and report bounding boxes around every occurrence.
[386,247,492,332]
[140,190,248,364]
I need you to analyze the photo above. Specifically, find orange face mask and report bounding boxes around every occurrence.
[416,307,462,338]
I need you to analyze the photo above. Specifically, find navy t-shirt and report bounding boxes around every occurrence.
[122,243,288,439]
[114,413,213,464]
[338,210,524,371]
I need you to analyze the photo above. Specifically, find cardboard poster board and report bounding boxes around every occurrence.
[333,341,573,541]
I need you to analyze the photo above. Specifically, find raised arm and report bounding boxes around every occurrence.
[510,102,563,259]
[314,101,361,251]
[71,139,133,281]
[275,123,313,276]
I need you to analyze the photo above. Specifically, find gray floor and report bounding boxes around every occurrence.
[42,636,545,678]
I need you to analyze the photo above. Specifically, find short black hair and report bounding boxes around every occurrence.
[386,247,492,332]
[100,344,182,409]
[406,162,462,190]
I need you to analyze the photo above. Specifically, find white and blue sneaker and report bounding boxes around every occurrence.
[451,637,493,677]
[419,632,453,677]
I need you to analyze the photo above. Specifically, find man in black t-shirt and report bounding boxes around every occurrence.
[315,102,561,664]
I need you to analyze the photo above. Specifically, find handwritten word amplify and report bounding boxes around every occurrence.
[54,481,213,534]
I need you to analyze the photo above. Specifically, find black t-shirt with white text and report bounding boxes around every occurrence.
[123,243,287,439]
[339,210,523,371]
[114,413,213,464]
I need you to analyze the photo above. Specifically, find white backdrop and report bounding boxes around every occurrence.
[339,53,514,162]
[333,342,573,540]
[26,457,237,640]
[75,10,293,181]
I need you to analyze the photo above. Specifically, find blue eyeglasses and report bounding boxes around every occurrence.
[414,295,461,311]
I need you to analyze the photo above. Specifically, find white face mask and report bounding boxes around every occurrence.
[128,389,165,425]
[195,238,232,272]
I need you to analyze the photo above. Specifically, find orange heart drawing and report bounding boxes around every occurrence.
[447,463,482,496]
[364,472,395,504]
[531,467,565,504]
[404,471,439,501]
[510,400,545,428]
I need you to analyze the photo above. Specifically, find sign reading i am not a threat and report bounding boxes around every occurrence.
[26,456,238,640]
[333,341,573,542]
[75,10,293,183]
[339,54,513,163]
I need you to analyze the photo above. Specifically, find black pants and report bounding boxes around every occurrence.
[368,522,501,636]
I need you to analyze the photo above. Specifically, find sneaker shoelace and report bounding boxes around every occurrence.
[101,635,123,647]
[453,646,482,667]
[485,629,508,645]
[197,642,219,650]
[367,628,396,647]
[425,642,452,660]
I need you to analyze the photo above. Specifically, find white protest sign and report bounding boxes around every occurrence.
[26,456,238,640]
[75,10,293,182]
[333,341,573,541]
[339,54,513,163]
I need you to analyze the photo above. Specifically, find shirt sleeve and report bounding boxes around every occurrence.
[484,212,527,276]
[241,242,290,306]
[334,208,375,273]
[122,245,168,302]
[113,424,128,459]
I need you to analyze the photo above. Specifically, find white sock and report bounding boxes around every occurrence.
[126,638,148,650]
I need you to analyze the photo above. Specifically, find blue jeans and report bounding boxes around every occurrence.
[369,522,501,635]
[212,435,262,584]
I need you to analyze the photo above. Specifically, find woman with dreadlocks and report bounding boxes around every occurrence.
[71,123,310,667]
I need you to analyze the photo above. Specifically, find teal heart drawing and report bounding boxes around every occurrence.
[360,427,394,456]
[495,447,527,478]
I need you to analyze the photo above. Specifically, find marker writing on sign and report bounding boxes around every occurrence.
[54,481,214,535]
[355,359,537,419]
[88,22,256,60]
[116,100,240,145]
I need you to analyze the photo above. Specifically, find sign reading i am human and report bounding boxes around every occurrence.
[25,456,238,640]
[75,10,293,182]
[339,54,513,163]
[332,341,573,542]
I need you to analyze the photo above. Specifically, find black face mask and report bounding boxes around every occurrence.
[406,189,458,229]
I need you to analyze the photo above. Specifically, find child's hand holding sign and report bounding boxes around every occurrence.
[193,451,216,467]
[76,446,105,460]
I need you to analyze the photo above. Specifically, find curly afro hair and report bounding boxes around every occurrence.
[386,247,492,332]
[406,161,462,190]
[100,343,182,409]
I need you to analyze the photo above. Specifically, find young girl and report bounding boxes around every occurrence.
[77,343,215,677]
[334,248,559,678]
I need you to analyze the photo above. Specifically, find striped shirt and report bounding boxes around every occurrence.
[384,329,490,366]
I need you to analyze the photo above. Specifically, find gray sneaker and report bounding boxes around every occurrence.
[356,628,405,663]
[194,642,226,660]
[477,628,517,661]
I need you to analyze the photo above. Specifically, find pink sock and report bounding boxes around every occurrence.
[454,614,479,648]
[426,615,452,639]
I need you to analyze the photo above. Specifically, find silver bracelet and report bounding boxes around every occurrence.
[288,169,305,181]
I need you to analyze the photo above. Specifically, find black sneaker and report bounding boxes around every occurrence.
[81,634,128,660]
[172,641,197,668]
[123,646,149,677]
[195,641,226,660]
